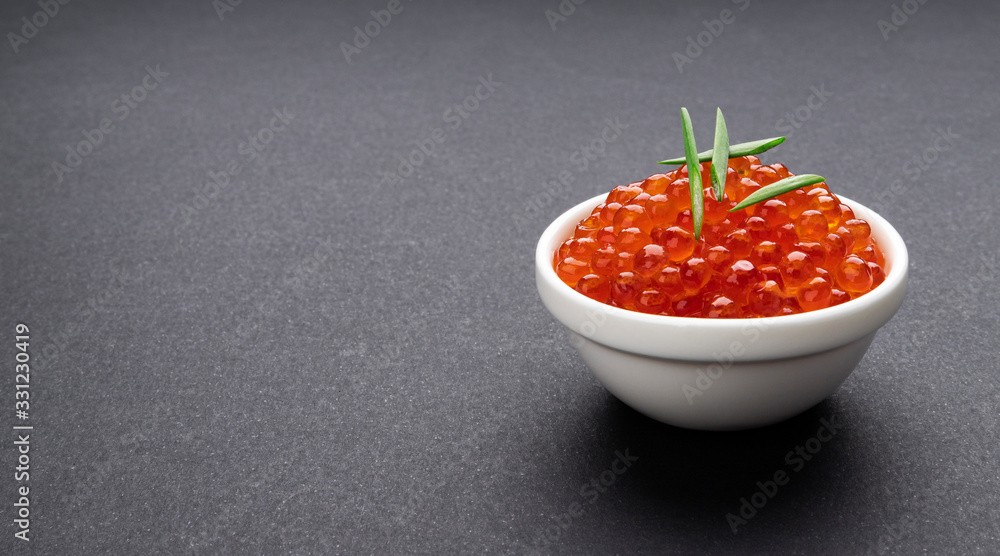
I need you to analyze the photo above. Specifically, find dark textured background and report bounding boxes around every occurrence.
[1,0,998,554]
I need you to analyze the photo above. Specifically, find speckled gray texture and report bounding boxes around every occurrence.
[1,0,998,553]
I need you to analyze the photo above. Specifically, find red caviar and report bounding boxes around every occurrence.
[554,157,887,318]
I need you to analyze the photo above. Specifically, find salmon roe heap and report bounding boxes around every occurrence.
[553,157,887,318]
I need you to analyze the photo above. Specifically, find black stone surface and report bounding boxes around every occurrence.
[2,0,999,554]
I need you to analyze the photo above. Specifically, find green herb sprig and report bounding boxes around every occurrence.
[663,108,826,239]
[679,108,704,240]
[729,174,827,211]
[709,108,730,202]
[659,136,785,165]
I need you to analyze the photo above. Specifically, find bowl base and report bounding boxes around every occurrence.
[573,331,877,431]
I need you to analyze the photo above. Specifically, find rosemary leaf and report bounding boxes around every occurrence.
[659,136,786,165]
[729,174,827,211]
[680,108,704,240]
[710,108,729,202]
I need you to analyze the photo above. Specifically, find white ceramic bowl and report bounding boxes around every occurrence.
[536,194,908,430]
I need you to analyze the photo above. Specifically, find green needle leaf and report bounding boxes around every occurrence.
[680,107,704,240]
[710,108,729,202]
[658,136,786,165]
[729,174,827,211]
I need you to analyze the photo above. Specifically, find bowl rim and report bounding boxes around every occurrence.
[535,192,909,361]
